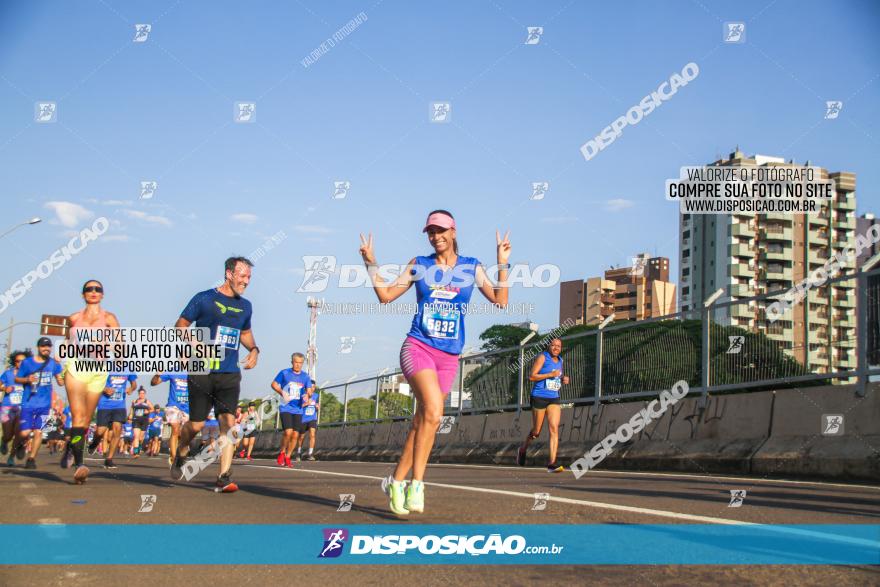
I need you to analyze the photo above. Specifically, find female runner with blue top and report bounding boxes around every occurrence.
[359,209,510,515]
[517,338,570,472]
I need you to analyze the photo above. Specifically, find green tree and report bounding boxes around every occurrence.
[478,324,532,352]
[317,389,342,424]
[377,391,414,419]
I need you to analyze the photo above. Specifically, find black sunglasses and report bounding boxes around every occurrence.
[83,286,104,294]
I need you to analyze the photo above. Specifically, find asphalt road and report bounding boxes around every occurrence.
[0,452,877,586]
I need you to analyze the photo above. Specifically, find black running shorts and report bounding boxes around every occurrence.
[96,408,127,427]
[530,395,561,410]
[280,412,305,433]
[188,372,242,422]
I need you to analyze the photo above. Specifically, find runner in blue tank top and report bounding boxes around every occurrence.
[359,209,511,515]
[518,338,570,472]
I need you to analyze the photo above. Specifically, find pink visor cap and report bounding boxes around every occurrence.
[422,211,456,232]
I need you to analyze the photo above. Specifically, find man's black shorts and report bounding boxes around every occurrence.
[530,395,561,410]
[96,408,127,427]
[280,412,305,433]
[133,417,149,430]
[188,372,242,422]
[303,419,317,430]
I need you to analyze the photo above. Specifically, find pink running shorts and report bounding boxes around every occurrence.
[399,336,459,394]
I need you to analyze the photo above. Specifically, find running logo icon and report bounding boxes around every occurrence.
[525,27,543,45]
[824,101,843,120]
[298,255,337,293]
[235,102,256,123]
[319,528,348,558]
[530,182,549,201]
[338,337,356,354]
[630,256,648,277]
[723,22,745,43]
[337,494,355,512]
[140,181,157,199]
[430,102,451,123]
[35,102,57,123]
[532,492,549,511]
[138,494,156,513]
[728,489,746,507]
[438,415,455,434]
[333,181,351,200]
[133,24,151,43]
[821,414,844,436]
[726,336,745,354]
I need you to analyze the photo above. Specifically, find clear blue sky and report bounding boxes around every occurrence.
[2,0,878,403]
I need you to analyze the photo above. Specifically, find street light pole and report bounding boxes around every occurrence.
[517,322,540,414]
[0,217,41,240]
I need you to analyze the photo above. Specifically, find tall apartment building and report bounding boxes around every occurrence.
[678,149,857,372]
[559,254,676,325]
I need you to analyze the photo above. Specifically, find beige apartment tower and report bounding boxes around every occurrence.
[678,149,857,372]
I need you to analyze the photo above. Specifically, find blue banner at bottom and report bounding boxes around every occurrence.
[4,524,878,565]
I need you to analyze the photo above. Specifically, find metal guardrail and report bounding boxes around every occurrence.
[281,267,879,429]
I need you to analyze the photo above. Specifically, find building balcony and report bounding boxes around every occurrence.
[729,283,752,298]
[765,329,788,342]
[833,193,856,211]
[833,313,855,327]
[763,212,794,223]
[730,303,754,318]
[731,243,753,258]
[761,226,793,241]
[763,265,793,280]
[731,223,755,238]
[808,214,829,226]
[731,263,755,278]
[833,216,856,230]
[832,295,855,308]
[759,249,788,262]
[809,227,830,242]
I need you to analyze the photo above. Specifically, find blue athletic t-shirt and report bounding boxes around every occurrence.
[148,413,163,432]
[1,368,25,407]
[98,373,137,411]
[302,379,318,422]
[180,289,253,373]
[17,357,62,408]
[62,406,71,429]
[274,369,312,415]
[531,351,563,399]
[160,373,189,412]
[406,254,480,356]
[123,422,133,437]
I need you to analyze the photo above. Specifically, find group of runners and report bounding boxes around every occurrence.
[1,209,571,514]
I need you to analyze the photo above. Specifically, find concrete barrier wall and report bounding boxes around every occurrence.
[251,383,880,481]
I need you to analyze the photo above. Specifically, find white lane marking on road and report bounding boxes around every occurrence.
[19,482,37,489]
[330,460,880,491]
[37,518,63,524]
[26,495,48,506]
[244,464,880,549]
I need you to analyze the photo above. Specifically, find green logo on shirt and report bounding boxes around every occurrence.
[214,301,244,315]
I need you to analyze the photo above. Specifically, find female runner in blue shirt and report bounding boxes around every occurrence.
[360,209,510,515]
[517,338,570,472]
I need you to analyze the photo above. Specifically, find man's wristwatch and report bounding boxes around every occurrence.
[251,346,260,354]
[497,263,511,270]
